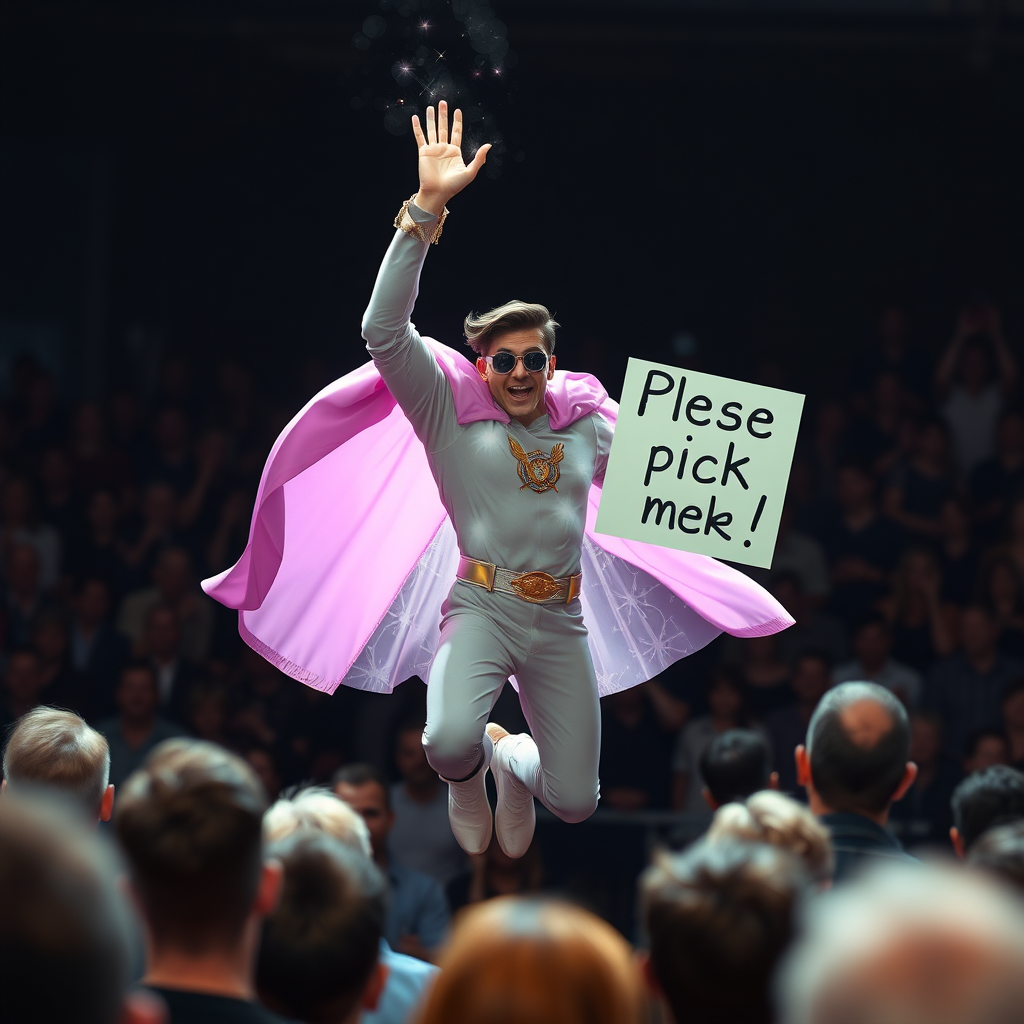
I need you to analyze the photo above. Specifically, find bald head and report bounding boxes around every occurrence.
[806,681,911,816]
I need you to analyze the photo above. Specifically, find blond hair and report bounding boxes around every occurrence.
[463,301,558,355]
[263,788,372,859]
[418,897,646,1024]
[707,790,834,882]
[3,707,110,812]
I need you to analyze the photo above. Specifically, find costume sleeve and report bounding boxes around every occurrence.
[593,412,614,485]
[361,203,459,454]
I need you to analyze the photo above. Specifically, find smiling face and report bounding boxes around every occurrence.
[476,328,556,426]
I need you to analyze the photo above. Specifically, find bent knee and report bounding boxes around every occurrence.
[546,788,599,825]
[422,725,485,776]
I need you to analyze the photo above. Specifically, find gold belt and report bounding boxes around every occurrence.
[457,556,583,605]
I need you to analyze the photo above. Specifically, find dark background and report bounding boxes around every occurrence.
[2,0,1022,406]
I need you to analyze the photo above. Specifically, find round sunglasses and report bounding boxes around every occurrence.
[484,350,549,375]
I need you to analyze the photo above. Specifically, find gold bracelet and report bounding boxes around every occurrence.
[393,194,449,244]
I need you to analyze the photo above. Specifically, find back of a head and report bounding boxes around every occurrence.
[952,765,1024,851]
[778,861,1024,1024]
[807,680,910,815]
[0,795,132,1024]
[3,706,110,814]
[700,729,772,806]
[641,840,811,1024]
[257,831,387,1024]
[968,820,1024,894]
[263,788,372,858]
[114,738,268,952]
[418,897,645,1024]
[707,790,835,883]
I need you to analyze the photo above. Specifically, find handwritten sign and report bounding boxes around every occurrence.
[596,358,805,569]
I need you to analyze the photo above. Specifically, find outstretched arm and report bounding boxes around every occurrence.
[362,102,490,452]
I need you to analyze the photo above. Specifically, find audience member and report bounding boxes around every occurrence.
[0,646,48,731]
[926,605,1024,757]
[2,705,115,822]
[2,542,51,650]
[1002,676,1024,767]
[672,668,767,814]
[883,416,955,538]
[641,840,811,1024]
[733,633,793,716]
[762,651,833,795]
[706,790,834,883]
[935,496,979,604]
[966,819,1024,894]
[98,662,186,788]
[949,764,1024,857]
[601,683,675,810]
[796,680,917,881]
[114,739,289,1023]
[972,408,1024,529]
[446,832,544,913]
[698,728,777,809]
[418,897,645,1024]
[69,576,130,716]
[0,477,62,589]
[256,832,388,1024]
[389,720,466,886]
[140,603,202,723]
[0,795,163,1024]
[262,787,439,1024]
[833,615,921,707]
[334,763,450,960]
[978,555,1024,657]
[771,572,848,668]
[963,728,1011,774]
[777,861,1024,1024]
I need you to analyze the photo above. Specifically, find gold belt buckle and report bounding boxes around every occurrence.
[509,571,563,603]
[458,557,496,592]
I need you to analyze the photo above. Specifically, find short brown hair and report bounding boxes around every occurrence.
[642,840,810,1024]
[3,707,110,812]
[418,896,645,1024]
[114,739,268,952]
[464,301,559,355]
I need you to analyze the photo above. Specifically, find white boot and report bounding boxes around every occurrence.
[442,743,493,856]
[486,722,537,859]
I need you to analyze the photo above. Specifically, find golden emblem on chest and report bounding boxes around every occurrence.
[508,435,564,493]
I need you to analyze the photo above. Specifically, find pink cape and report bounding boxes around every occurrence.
[201,339,793,696]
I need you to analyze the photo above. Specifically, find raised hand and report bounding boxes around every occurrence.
[412,100,491,215]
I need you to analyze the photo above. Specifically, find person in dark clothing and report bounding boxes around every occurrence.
[949,764,1024,858]
[115,739,290,1024]
[795,680,918,882]
[699,729,777,810]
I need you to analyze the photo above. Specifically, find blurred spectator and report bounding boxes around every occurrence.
[734,633,793,716]
[817,461,903,620]
[852,303,929,401]
[334,763,450,961]
[771,571,849,668]
[68,401,132,493]
[935,302,1017,476]
[256,832,388,1024]
[229,647,300,771]
[972,408,1024,529]
[848,371,909,477]
[764,503,830,603]
[0,476,61,590]
[149,407,196,495]
[0,648,48,731]
[1005,497,1024,578]
[672,668,768,814]
[0,794,162,1024]
[949,765,1024,857]
[97,662,186,788]
[31,609,84,708]
[262,788,439,1024]
[963,729,1011,774]
[925,605,1024,758]
[698,728,776,809]
[186,682,231,748]
[119,547,213,666]
[936,496,980,604]
[1002,677,1024,767]
[777,861,1024,1024]
[139,604,201,724]
[70,577,130,716]
[2,541,51,650]
[36,445,81,545]
[883,417,956,538]
[888,712,962,848]
[705,790,834,884]
[446,833,544,913]
[966,819,1024,894]
[66,489,132,599]
[762,651,833,795]
[119,482,186,584]
[977,555,1024,657]
[878,546,959,673]
[419,897,645,1024]
[601,682,675,811]
[833,615,922,707]
[2,706,115,822]
[115,739,288,1023]
[244,745,283,802]
[389,719,466,886]
[641,840,811,1024]
[796,680,917,881]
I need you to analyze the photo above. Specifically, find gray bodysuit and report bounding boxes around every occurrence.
[363,203,612,821]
